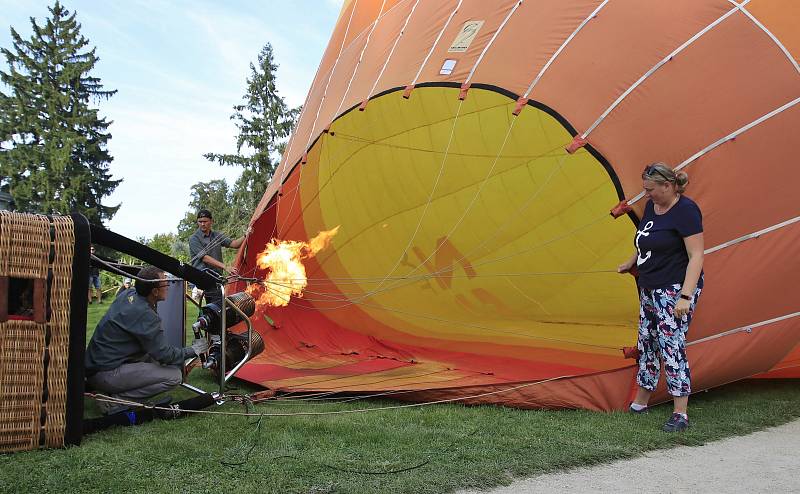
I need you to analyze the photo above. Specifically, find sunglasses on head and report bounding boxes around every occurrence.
[644,165,671,182]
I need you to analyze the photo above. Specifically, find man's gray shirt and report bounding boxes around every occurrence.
[188,228,231,274]
[85,289,194,371]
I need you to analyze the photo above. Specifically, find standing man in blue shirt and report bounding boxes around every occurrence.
[188,209,248,305]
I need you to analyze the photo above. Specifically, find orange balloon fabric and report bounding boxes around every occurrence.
[232,0,800,411]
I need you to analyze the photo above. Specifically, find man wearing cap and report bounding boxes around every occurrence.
[188,209,247,305]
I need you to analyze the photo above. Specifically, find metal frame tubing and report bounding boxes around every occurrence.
[220,291,255,393]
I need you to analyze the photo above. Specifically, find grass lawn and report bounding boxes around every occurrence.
[1,301,799,493]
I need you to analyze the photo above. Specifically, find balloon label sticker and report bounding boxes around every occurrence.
[448,20,484,52]
[439,59,457,75]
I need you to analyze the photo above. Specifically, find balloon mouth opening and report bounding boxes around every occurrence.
[265,84,637,353]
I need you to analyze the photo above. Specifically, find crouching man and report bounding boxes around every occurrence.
[85,265,208,414]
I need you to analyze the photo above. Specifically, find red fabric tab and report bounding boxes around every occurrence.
[622,346,640,360]
[512,97,529,116]
[301,153,308,164]
[402,84,414,99]
[565,135,587,154]
[610,200,633,218]
[458,83,471,101]
[358,100,368,111]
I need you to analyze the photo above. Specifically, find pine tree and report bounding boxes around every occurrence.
[204,43,299,215]
[0,1,120,224]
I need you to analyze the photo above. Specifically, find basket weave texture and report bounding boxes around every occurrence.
[0,211,74,452]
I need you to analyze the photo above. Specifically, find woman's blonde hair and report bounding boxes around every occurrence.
[642,162,689,193]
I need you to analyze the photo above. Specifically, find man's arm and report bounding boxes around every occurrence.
[201,254,227,272]
[135,313,195,365]
[226,227,251,249]
[228,235,245,249]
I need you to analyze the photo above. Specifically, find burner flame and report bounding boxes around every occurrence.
[248,226,339,307]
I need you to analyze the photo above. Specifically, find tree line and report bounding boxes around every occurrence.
[0,2,298,259]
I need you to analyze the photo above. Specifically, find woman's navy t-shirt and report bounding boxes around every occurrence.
[635,195,703,289]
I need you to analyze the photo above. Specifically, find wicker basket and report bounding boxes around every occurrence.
[0,211,89,451]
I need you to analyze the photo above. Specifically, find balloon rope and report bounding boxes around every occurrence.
[275,99,514,246]
[282,212,611,309]
[274,0,361,238]
[255,281,624,351]
[86,373,587,418]
[362,102,467,290]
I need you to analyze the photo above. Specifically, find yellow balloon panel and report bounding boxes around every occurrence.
[299,86,638,353]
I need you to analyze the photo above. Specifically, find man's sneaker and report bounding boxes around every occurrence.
[628,404,648,414]
[663,413,689,432]
[95,394,129,415]
[98,400,131,416]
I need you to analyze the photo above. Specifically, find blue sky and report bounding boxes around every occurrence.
[0,0,342,238]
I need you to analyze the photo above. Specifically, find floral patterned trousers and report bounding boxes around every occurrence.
[636,282,702,397]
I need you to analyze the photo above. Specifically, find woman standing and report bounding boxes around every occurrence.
[618,163,704,432]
